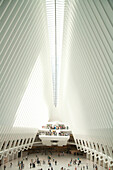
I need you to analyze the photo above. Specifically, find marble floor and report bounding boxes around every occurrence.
[0,153,107,170]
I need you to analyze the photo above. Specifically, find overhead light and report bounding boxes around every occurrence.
[46,0,65,106]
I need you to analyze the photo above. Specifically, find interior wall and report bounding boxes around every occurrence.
[51,0,113,157]
[0,0,113,164]
[0,0,53,149]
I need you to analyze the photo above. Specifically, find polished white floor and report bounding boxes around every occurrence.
[0,153,106,170]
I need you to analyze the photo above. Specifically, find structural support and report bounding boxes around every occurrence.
[94,155,97,163]
[90,154,93,161]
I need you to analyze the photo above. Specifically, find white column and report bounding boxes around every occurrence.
[7,154,9,162]
[86,152,89,159]
[11,153,14,160]
[108,147,112,158]
[2,157,4,165]
[94,155,96,163]
[90,153,93,161]
[103,160,106,169]
[16,152,18,159]
[108,161,110,170]
[0,142,3,150]
[98,158,101,166]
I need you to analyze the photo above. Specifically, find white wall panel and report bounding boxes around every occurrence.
[0,0,53,153]
[0,0,113,164]
[53,0,113,157]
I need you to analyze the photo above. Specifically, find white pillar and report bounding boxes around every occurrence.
[94,155,96,163]
[108,147,112,158]
[108,161,110,170]
[2,157,4,165]
[16,152,18,159]
[90,154,93,161]
[86,152,89,159]
[7,154,9,162]
[103,161,106,169]
[13,153,15,160]
[0,142,3,150]
[98,158,101,166]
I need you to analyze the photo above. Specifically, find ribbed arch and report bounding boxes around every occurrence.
[0,0,113,165]
[0,0,53,150]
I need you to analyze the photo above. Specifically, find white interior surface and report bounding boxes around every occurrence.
[39,135,70,146]
[0,0,113,167]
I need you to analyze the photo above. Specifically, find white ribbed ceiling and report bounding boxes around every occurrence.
[0,0,53,140]
[0,0,113,164]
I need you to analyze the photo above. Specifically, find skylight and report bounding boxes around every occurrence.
[46,0,65,107]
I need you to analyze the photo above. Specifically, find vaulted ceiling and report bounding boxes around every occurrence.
[0,0,113,161]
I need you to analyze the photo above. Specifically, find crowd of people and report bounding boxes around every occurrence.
[27,154,100,170]
[2,153,109,170]
[42,124,69,130]
[39,130,70,137]
[28,154,58,169]
[18,160,24,169]
[28,155,101,170]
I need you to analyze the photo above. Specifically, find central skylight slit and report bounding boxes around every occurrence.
[46,0,65,107]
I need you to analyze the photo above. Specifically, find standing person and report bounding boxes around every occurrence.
[95,164,97,168]
[18,161,19,166]
[58,153,60,157]
[4,165,6,170]
[95,164,98,170]
[43,160,45,164]
[19,163,21,170]
[49,162,51,167]
[86,164,88,169]
[33,162,35,168]
[21,162,23,169]
[55,160,57,165]
[30,162,32,168]
[21,160,23,168]
[75,159,77,164]
[10,162,12,167]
